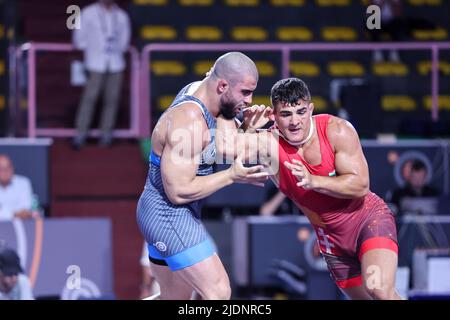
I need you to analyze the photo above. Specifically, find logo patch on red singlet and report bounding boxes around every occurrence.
[317,228,335,254]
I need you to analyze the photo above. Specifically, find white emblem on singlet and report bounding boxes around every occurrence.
[155,242,167,252]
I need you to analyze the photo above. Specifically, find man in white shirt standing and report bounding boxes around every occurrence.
[72,0,131,149]
[0,154,35,221]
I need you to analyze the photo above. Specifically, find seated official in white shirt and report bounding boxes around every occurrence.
[0,154,35,221]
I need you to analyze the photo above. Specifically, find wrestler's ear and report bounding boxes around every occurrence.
[217,79,229,94]
[308,101,315,113]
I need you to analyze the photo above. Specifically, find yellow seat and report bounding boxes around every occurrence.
[408,0,441,6]
[193,60,215,76]
[186,26,222,41]
[0,60,4,76]
[276,27,313,41]
[0,95,4,111]
[231,27,268,41]
[322,27,357,41]
[372,62,409,76]
[158,95,176,111]
[382,95,416,111]
[316,0,351,6]
[151,61,186,76]
[133,0,168,5]
[255,61,276,77]
[225,0,259,5]
[179,0,214,5]
[417,61,450,75]
[290,61,320,77]
[252,96,271,106]
[423,95,450,110]
[140,26,177,40]
[270,0,305,6]
[413,27,447,40]
[0,25,4,38]
[327,61,365,77]
[312,96,328,112]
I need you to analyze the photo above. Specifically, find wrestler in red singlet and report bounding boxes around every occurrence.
[278,113,398,288]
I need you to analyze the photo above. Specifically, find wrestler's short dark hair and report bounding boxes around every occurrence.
[270,78,311,108]
[411,159,427,172]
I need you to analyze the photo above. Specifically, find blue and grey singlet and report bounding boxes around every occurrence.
[136,82,217,271]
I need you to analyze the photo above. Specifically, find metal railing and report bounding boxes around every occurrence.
[14,42,140,138]
[141,42,450,137]
[12,41,450,138]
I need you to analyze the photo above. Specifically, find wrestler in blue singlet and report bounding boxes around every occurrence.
[136,82,217,271]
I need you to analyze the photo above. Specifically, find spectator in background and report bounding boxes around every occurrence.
[259,183,300,216]
[0,247,34,300]
[72,0,131,149]
[388,159,439,215]
[139,242,160,299]
[0,155,37,221]
[368,0,406,62]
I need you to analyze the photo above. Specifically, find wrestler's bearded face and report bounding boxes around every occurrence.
[274,100,314,144]
[219,91,242,120]
[219,76,257,120]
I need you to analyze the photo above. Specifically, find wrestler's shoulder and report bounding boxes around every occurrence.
[326,115,357,136]
[164,103,205,122]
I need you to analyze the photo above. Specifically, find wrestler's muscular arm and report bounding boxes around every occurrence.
[286,117,369,199]
[161,104,268,205]
[215,111,277,168]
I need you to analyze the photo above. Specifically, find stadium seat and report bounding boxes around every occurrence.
[382,95,417,111]
[417,61,450,75]
[193,60,214,76]
[290,61,320,77]
[423,95,450,110]
[316,0,351,6]
[412,27,448,40]
[276,27,313,41]
[140,25,177,40]
[0,59,4,76]
[372,62,409,76]
[225,0,259,6]
[408,0,442,6]
[327,61,365,77]
[270,0,305,6]
[0,95,4,111]
[0,24,4,38]
[151,60,186,76]
[312,96,328,112]
[255,61,276,77]
[179,0,214,6]
[133,0,168,5]
[186,26,222,41]
[158,95,176,111]
[231,26,268,41]
[321,26,357,41]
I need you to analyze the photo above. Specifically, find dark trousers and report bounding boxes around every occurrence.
[75,71,123,139]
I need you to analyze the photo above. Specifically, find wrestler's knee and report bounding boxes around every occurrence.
[365,285,398,300]
[201,278,231,300]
